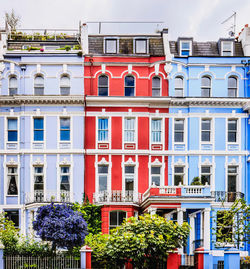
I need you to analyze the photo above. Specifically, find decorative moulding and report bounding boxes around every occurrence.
[6,158,18,166]
[33,158,43,166]
[60,157,70,166]
[124,157,136,165]
[151,158,161,166]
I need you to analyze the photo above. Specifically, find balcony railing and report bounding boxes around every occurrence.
[25,190,71,204]
[93,191,142,204]
[211,191,244,202]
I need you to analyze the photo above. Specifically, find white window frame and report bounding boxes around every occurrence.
[124,165,135,191]
[60,74,71,95]
[6,117,19,147]
[152,76,161,97]
[33,165,44,201]
[134,38,148,54]
[227,165,238,193]
[221,41,233,56]
[6,166,18,196]
[124,118,136,143]
[200,118,212,143]
[200,165,211,185]
[60,165,71,201]
[98,74,109,96]
[173,165,184,186]
[151,118,163,144]
[179,40,192,56]
[97,164,109,192]
[9,76,18,95]
[109,211,127,231]
[34,74,44,95]
[173,118,185,144]
[228,76,238,97]
[227,118,238,144]
[201,76,212,97]
[33,117,45,143]
[104,38,118,54]
[174,76,184,97]
[150,165,161,187]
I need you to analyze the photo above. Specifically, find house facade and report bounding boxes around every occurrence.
[0,26,85,235]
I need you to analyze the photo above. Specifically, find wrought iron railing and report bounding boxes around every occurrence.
[25,190,72,204]
[211,191,244,202]
[93,190,142,204]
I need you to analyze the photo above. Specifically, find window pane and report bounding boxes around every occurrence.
[202,120,210,130]
[35,166,43,173]
[125,76,134,87]
[98,87,108,96]
[60,118,70,129]
[152,89,160,96]
[175,89,183,97]
[61,166,69,173]
[35,76,44,86]
[34,118,43,129]
[228,176,236,192]
[60,87,70,95]
[174,166,184,173]
[201,175,210,185]
[228,89,237,97]
[125,178,134,190]
[8,131,17,141]
[202,131,210,142]
[228,132,236,142]
[152,77,160,88]
[98,165,108,174]
[5,210,19,227]
[61,76,70,87]
[125,166,134,174]
[34,130,44,141]
[182,42,190,49]
[99,175,107,191]
[223,51,232,56]
[8,119,17,130]
[9,77,17,88]
[99,76,108,86]
[201,166,210,173]
[174,175,183,185]
[228,120,237,130]
[223,42,232,50]
[8,176,18,195]
[201,88,210,97]
[228,166,237,173]
[135,40,147,53]
[151,167,160,174]
[34,87,44,95]
[118,212,126,225]
[60,130,70,141]
[174,132,183,142]
[201,76,211,87]
[228,77,237,88]
[125,87,134,96]
[105,40,117,53]
[110,211,117,225]
[152,176,160,186]
[181,50,189,56]
[175,120,184,130]
[175,77,183,88]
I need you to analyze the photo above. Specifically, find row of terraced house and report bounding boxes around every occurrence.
[0,22,250,266]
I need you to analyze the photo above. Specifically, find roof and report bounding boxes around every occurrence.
[88,36,164,56]
[170,41,244,57]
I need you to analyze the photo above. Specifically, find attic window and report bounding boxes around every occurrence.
[221,41,233,56]
[180,41,192,56]
[105,39,117,54]
[135,39,147,54]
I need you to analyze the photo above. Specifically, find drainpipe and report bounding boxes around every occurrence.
[89,57,94,95]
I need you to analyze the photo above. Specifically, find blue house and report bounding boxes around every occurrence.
[0,26,85,235]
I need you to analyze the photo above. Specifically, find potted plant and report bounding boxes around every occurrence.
[190,177,202,185]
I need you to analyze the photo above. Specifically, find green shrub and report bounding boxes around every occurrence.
[191,177,202,185]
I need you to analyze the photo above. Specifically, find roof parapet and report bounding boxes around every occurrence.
[238,24,250,56]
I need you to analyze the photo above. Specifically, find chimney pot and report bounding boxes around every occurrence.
[245,24,249,27]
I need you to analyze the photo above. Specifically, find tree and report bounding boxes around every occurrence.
[33,203,88,251]
[213,198,250,248]
[5,9,21,32]
[72,196,102,235]
[86,214,190,269]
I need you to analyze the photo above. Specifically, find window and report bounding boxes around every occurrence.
[228,76,237,97]
[201,166,211,185]
[8,119,18,142]
[216,211,233,243]
[98,75,108,96]
[98,118,108,141]
[175,76,184,97]
[135,39,147,54]
[180,41,191,56]
[109,211,126,231]
[34,118,44,141]
[34,166,44,202]
[60,75,70,95]
[34,75,44,95]
[201,119,211,142]
[201,76,211,97]
[152,77,161,96]
[174,166,184,185]
[60,166,70,191]
[98,165,108,192]
[5,210,19,228]
[151,119,162,143]
[124,118,135,142]
[222,41,233,56]
[60,118,70,141]
[228,166,237,196]
[228,119,237,143]
[105,39,117,54]
[125,76,135,96]
[9,76,17,95]
[174,119,184,142]
[7,166,18,195]
[125,166,134,191]
[151,166,160,186]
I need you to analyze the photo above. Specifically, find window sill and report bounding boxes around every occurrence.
[59,142,71,149]
[6,143,18,150]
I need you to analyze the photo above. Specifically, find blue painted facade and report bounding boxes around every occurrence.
[0,30,85,235]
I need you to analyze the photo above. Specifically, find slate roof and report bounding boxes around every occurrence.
[170,41,244,57]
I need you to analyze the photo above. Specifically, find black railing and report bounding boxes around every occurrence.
[211,191,244,202]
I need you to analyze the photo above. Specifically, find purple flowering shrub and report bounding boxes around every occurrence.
[33,203,88,250]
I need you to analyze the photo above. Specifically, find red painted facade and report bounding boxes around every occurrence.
[84,51,174,233]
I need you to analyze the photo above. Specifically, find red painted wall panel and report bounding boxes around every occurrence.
[111,155,122,190]
[85,117,96,149]
[165,118,169,150]
[84,155,96,203]
[111,117,122,149]
[138,117,149,149]
[138,156,149,193]
[164,156,168,186]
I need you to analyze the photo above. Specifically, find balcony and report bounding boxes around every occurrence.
[93,190,142,205]
[25,190,72,204]
[211,191,244,202]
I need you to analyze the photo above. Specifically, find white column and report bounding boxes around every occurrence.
[204,208,211,250]
[189,215,195,254]
[177,208,184,254]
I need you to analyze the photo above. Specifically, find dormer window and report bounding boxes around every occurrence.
[180,40,192,56]
[135,39,147,54]
[221,41,233,56]
[105,39,117,54]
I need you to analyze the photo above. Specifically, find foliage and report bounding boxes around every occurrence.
[72,196,102,235]
[241,256,250,265]
[5,9,21,31]
[213,198,250,248]
[190,177,202,185]
[86,214,190,269]
[33,203,88,251]
[65,45,71,51]
[0,213,19,254]
[73,45,81,50]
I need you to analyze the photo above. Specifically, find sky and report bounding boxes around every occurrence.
[0,0,250,41]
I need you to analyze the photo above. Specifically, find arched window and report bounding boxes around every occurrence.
[228,76,237,97]
[98,75,108,96]
[60,75,70,95]
[174,76,184,97]
[201,76,211,97]
[34,75,44,95]
[9,76,18,95]
[124,75,135,96]
[152,76,161,96]
[109,211,126,231]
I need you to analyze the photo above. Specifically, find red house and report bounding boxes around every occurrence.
[83,27,177,233]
